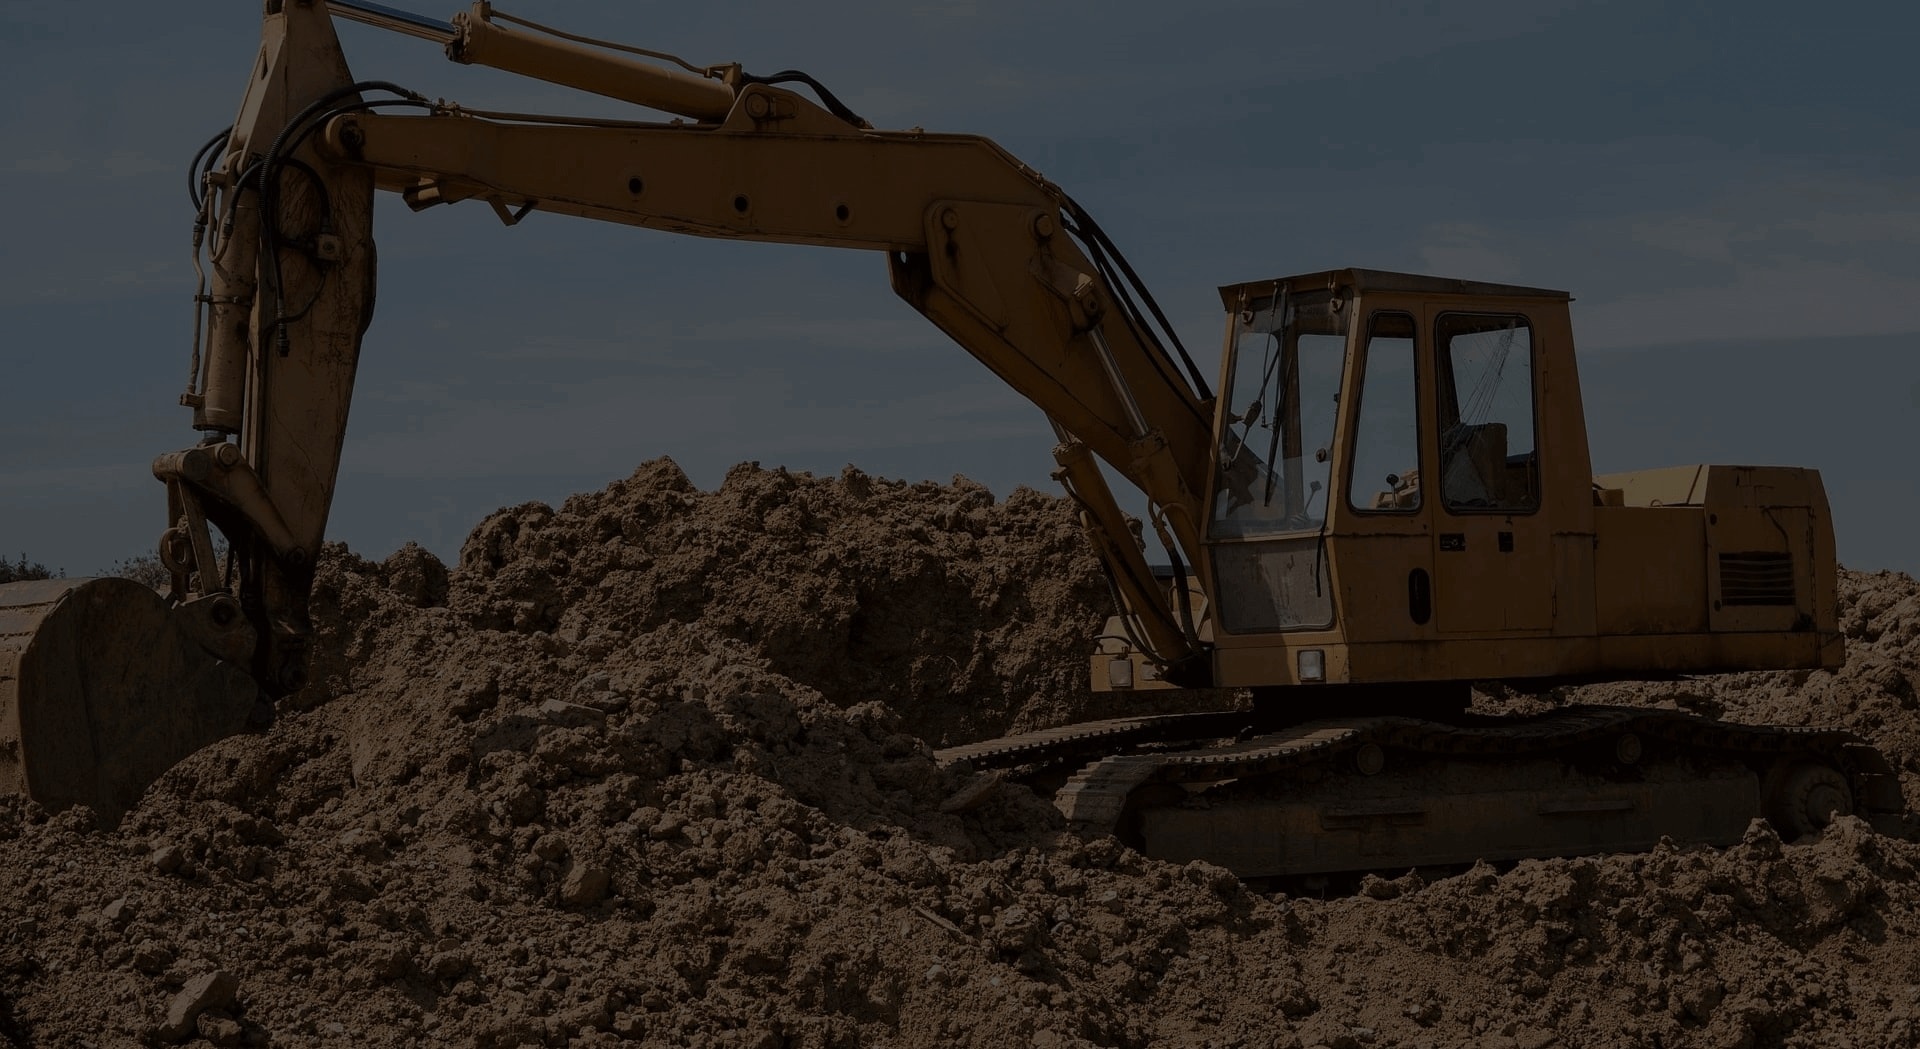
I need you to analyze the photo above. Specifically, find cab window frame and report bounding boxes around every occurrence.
[1344,309,1425,517]
[1433,310,1543,517]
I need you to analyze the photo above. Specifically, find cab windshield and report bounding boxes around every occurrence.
[1211,287,1350,538]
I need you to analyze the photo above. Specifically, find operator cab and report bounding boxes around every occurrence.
[1202,268,1590,690]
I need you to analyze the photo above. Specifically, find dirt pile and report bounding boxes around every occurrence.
[2,461,1919,1049]
[415,458,1192,746]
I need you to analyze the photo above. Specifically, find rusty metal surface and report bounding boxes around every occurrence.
[0,578,257,826]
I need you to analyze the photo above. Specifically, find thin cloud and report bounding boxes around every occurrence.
[476,316,947,362]
[0,460,150,496]
[1627,216,1743,264]
[11,151,72,173]
[1417,223,1521,283]
[911,1,979,19]
[1576,260,1920,349]
[1779,210,1920,247]
[339,372,1041,481]
[104,150,168,178]
[842,86,931,124]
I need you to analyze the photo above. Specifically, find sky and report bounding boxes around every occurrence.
[1,0,1916,577]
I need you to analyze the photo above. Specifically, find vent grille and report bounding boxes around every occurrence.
[1719,552,1795,606]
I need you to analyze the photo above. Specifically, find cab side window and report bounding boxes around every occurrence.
[1435,313,1538,512]
[1347,312,1421,512]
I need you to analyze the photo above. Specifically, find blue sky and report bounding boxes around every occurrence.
[2,0,1916,574]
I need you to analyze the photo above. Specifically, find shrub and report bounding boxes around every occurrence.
[0,553,55,584]
[112,551,172,591]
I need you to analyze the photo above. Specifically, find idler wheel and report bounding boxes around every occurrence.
[1764,762,1854,840]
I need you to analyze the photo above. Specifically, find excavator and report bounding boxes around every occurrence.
[0,1,1900,877]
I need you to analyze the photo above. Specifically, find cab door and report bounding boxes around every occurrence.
[1333,308,1437,644]
[1425,307,1554,634]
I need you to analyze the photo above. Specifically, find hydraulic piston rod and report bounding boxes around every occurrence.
[326,0,458,44]
[327,1,739,121]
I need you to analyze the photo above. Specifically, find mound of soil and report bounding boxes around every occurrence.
[421,459,1199,746]
[2,460,1917,1049]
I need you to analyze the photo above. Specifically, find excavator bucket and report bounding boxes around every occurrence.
[0,578,258,826]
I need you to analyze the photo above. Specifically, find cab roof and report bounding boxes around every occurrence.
[1217,268,1571,310]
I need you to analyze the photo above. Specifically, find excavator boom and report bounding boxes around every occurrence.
[197,0,1216,697]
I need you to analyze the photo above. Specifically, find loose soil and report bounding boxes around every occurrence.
[3,459,1917,1049]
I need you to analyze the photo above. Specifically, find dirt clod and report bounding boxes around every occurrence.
[160,970,238,1042]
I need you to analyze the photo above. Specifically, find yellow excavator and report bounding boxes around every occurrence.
[0,1,1898,876]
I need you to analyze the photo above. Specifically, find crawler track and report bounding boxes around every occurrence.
[936,705,1903,877]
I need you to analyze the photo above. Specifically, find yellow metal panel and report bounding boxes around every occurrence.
[1333,533,1434,643]
[1335,629,1830,683]
[1596,465,1707,507]
[1212,635,1349,688]
[1431,516,1555,634]
[1552,532,1597,636]
[1700,465,1819,509]
[1706,506,1809,633]
[1593,506,1709,635]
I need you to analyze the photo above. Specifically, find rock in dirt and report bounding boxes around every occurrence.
[561,863,611,906]
[158,970,237,1042]
[939,769,1005,814]
[149,843,183,874]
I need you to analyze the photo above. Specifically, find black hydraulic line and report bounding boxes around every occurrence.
[268,157,334,243]
[1061,195,1213,401]
[214,160,263,254]
[1067,220,1211,433]
[187,126,233,210]
[256,85,429,349]
[258,81,428,196]
[268,96,435,183]
[1160,514,1198,642]
[1077,220,1167,369]
[264,158,336,332]
[738,68,870,128]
